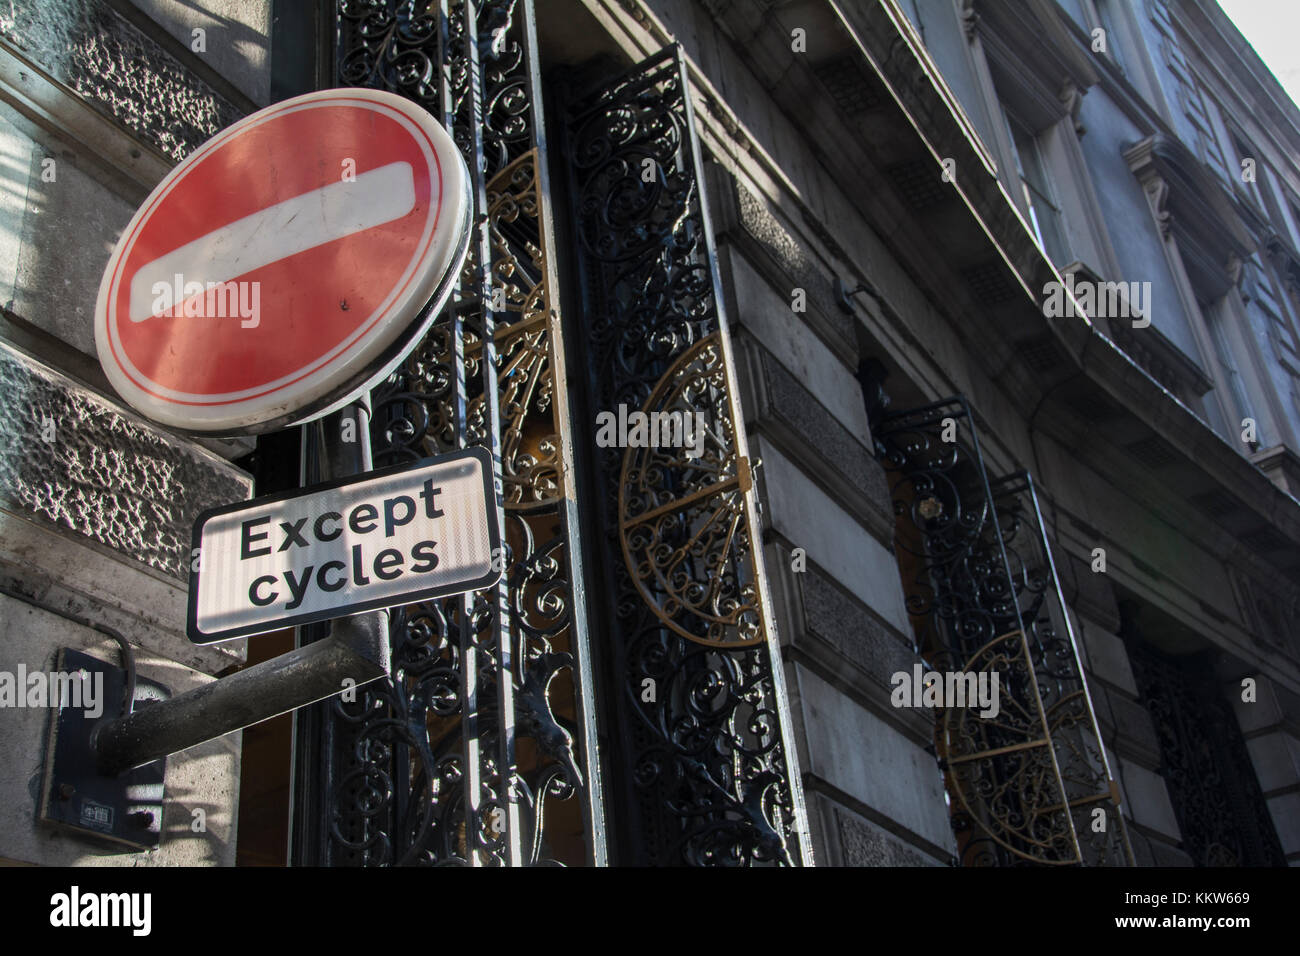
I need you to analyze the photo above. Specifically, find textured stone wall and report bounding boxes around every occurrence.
[0,341,250,580]
[709,153,952,863]
[0,0,255,868]
[0,0,240,162]
[127,0,272,107]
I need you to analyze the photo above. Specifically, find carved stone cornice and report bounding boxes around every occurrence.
[1227,251,1245,289]
[1060,78,1087,136]
[1125,134,1255,301]
[0,0,241,164]
[1262,230,1290,268]
[1139,170,1173,239]
[1107,313,1215,397]
[970,0,1100,107]
[1260,230,1300,296]
[959,0,979,40]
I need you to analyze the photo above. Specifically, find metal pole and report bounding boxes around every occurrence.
[93,611,388,775]
[91,400,391,777]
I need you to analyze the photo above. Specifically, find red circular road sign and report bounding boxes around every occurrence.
[95,88,471,435]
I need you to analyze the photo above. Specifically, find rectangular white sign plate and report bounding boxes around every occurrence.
[187,448,501,644]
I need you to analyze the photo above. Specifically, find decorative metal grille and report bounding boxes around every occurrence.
[561,47,811,866]
[294,0,603,867]
[875,397,1132,865]
[986,471,1133,866]
[1126,631,1285,867]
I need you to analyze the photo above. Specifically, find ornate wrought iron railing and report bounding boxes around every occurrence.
[1124,618,1285,867]
[986,470,1133,866]
[875,396,1132,865]
[293,0,603,866]
[560,46,812,866]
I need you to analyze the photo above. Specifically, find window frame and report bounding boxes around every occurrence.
[1000,104,1069,265]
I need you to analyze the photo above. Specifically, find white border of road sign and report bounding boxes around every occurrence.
[187,448,502,644]
[95,88,472,436]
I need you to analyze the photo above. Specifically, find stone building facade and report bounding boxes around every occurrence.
[0,0,1295,866]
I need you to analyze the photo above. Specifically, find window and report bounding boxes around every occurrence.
[1207,302,1264,448]
[1125,622,1286,867]
[1002,108,1068,265]
[1230,133,1264,207]
[1092,0,1129,74]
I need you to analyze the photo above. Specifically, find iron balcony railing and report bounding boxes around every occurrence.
[874,396,1133,866]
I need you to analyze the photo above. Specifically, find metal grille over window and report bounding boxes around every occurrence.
[295,0,604,866]
[1125,632,1285,867]
[561,47,812,866]
[875,397,1133,866]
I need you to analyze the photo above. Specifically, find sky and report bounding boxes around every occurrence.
[1218,0,1300,111]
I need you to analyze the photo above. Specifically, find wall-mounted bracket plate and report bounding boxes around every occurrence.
[37,647,168,851]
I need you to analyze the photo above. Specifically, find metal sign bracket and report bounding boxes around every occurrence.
[35,403,392,848]
[37,647,168,851]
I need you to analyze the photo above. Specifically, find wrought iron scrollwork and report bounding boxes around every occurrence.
[989,472,1131,866]
[1125,620,1285,867]
[875,397,1132,865]
[619,335,763,648]
[306,0,602,867]
[563,47,810,866]
[942,629,1078,865]
[337,0,442,111]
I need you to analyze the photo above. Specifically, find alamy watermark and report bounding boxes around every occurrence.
[1042,273,1150,328]
[143,273,261,328]
[0,664,103,718]
[595,405,706,458]
[890,663,1001,718]
[50,886,151,936]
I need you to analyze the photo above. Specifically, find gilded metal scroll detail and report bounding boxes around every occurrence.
[943,630,1077,865]
[618,335,762,648]
[876,398,1132,866]
[316,0,599,867]
[487,151,562,506]
[564,47,807,865]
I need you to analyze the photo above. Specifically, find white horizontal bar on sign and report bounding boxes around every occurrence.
[128,161,417,322]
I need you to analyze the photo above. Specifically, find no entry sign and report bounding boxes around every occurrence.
[95,88,471,434]
[188,449,501,643]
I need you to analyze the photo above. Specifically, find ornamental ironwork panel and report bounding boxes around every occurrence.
[875,397,1131,866]
[1124,625,1285,867]
[561,46,811,866]
[986,471,1133,866]
[294,0,603,867]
